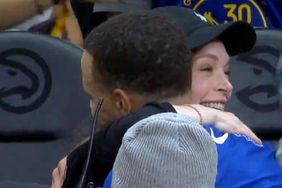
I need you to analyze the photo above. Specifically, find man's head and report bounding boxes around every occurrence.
[81,11,192,128]
[153,6,256,111]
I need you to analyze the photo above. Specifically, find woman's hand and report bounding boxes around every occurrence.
[173,104,262,145]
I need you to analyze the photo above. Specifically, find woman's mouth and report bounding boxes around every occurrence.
[201,102,225,111]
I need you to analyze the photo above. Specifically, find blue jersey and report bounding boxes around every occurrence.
[204,125,282,188]
[104,125,282,188]
[156,0,282,28]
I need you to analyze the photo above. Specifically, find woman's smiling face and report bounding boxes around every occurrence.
[191,40,233,111]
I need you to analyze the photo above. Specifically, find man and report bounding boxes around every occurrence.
[52,9,194,188]
[52,7,265,188]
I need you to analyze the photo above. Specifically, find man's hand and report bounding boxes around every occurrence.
[52,157,67,188]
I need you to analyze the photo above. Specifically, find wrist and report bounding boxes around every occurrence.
[173,104,203,125]
[183,105,203,125]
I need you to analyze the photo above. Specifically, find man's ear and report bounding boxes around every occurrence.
[112,88,132,116]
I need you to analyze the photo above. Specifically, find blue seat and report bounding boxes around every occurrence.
[0,31,90,185]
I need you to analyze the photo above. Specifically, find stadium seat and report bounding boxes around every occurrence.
[0,31,90,185]
[226,29,282,140]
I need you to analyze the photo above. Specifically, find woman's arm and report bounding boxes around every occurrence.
[173,104,262,145]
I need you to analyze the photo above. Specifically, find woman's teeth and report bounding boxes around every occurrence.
[202,103,225,111]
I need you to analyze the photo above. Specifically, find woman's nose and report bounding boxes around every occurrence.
[217,75,233,94]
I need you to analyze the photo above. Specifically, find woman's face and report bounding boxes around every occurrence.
[191,41,233,111]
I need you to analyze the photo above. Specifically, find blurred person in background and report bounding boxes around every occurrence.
[0,0,84,46]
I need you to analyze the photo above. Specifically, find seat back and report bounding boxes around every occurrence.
[0,31,89,184]
[226,29,282,140]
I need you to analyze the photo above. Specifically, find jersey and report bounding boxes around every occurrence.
[204,125,282,188]
[104,124,282,188]
[156,0,282,28]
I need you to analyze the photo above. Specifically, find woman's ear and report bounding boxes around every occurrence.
[112,88,132,116]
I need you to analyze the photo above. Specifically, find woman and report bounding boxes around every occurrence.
[104,38,282,188]
[188,39,282,188]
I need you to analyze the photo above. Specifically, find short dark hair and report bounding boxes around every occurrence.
[84,11,192,98]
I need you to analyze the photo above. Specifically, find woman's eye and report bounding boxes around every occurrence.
[225,71,230,76]
[200,67,212,72]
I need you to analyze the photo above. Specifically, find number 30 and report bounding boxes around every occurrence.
[224,4,251,23]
